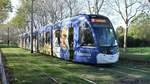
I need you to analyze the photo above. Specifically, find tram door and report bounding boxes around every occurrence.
[60,26,69,60]
[53,30,61,58]
[60,26,74,60]
[69,27,74,60]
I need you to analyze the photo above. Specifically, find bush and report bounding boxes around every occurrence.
[118,36,150,47]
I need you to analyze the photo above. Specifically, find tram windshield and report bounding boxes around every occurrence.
[79,22,95,46]
[92,24,117,47]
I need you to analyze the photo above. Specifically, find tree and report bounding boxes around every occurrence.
[0,24,20,45]
[116,26,124,47]
[107,0,143,50]
[34,0,67,24]
[129,13,150,40]
[10,0,30,33]
[116,26,124,37]
[64,0,79,17]
[11,7,28,29]
[86,0,105,14]
[0,0,11,23]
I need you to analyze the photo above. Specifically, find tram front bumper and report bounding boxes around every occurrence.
[96,53,119,64]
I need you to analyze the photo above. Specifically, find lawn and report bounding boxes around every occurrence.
[0,44,17,48]
[1,48,122,84]
[1,48,92,84]
[1,44,150,84]
[120,47,150,61]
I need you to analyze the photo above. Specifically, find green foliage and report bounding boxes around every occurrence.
[0,0,10,22]
[128,25,140,39]
[129,13,150,40]
[0,0,9,9]
[0,12,7,22]
[10,0,29,28]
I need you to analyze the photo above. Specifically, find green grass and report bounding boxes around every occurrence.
[0,44,18,48]
[120,47,150,61]
[1,48,92,84]
[0,48,128,84]
[1,46,150,84]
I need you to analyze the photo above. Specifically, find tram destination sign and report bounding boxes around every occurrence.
[91,19,106,23]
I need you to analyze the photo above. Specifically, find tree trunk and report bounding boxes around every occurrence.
[70,7,72,17]
[124,0,128,52]
[124,25,128,52]
[7,27,9,46]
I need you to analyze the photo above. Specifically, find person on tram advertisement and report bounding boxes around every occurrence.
[60,26,69,59]
[61,26,68,49]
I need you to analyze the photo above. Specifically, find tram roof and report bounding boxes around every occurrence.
[39,24,52,33]
[38,14,109,32]
[20,32,29,38]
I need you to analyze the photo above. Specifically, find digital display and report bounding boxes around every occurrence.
[91,19,106,23]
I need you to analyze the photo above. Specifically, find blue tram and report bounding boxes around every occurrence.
[20,14,119,64]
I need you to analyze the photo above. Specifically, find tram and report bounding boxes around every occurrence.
[20,14,119,64]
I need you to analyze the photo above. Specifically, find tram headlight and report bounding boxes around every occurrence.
[102,49,113,54]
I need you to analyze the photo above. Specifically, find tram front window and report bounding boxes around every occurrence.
[93,24,117,47]
[79,22,94,46]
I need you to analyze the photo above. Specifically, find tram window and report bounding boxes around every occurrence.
[92,24,117,46]
[39,34,44,46]
[42,33,45,46]
[55,30,61,47]
[43,33,46,44]
[79,22,94,46]
[33,35,36,40]
[69,27,74,60]
[28,36,30,43]
[69,27,74,49]
[46,32,50,43]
